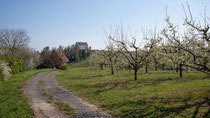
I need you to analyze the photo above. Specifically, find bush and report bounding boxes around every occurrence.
[9,61,20,74]
[18,61,25,72]
[0,70,3,81]
[36,63,47,69]
[61,64,69,70]
[9,60,25,74]
[0,60,11,81]
[44,49,69,69]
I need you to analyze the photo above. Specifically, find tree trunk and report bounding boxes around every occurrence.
[111,64,114,75]
[179,64,182,78]
[155,65,157,71]
[145,63,148,73]
[176,66,179,72]
[134,69,137,81]
[100,64,103,70]
[162,65,165,70]
[155,62,158,71]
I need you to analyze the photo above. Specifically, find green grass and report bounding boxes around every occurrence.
[55,102,75,115]
[0,69,53,118]
[56,61,210,118]
[44,93,75,115]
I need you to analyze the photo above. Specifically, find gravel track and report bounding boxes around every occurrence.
[25,71,112,118]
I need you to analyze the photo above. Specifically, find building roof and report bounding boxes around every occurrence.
[76,42,88,45]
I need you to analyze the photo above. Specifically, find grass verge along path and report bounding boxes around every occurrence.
[0,69,52,118]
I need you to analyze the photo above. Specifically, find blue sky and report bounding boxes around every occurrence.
[0,0,209,51]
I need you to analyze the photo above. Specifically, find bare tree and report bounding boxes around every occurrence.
[109,26,161,80]
[0,28,29,59]
[105,41,119,75]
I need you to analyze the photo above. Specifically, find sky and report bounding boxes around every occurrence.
[0,0,209,51]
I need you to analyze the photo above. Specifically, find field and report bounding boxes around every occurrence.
[56,61,210,118]
[0,69,53,118]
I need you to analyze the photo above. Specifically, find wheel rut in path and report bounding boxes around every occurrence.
[25,71,112,118]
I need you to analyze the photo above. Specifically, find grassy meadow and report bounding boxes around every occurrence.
[56,61,210,118]
[0,69,53,118]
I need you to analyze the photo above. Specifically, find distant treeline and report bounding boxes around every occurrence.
[40,45,91,63]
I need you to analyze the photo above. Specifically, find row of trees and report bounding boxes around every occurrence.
[40,44,91,63]
[90,5,210,80]
[63,45,91,62]
[38,48,69,69]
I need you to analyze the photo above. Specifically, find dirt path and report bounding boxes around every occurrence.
[25,71,112,118]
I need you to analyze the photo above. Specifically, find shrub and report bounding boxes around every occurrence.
[61,64,69,70]
[0,60,11,81]
[36,63,47,69]
[9,60,20,74]
[18,61,25,72]
[9,60,25,74]
[20,47,41,70]
[0,70,3,81]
